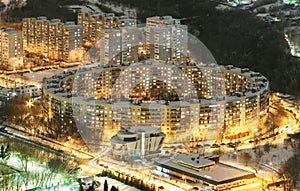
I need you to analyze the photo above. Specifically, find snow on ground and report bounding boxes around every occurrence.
[260,144,295,169]
[65,5,104,14]
[89,0,137,18]
[65,5,93,13]
[23,66,80,85]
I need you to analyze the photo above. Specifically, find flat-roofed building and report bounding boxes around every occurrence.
[22,17,36,52]
[42,62,269,150]
[48,19,63,60]
[155,154,256,190]
[146,16,188,62]
[0,28,23,71]
[0,84,41,102]
[77,12,136,46]
[78,12,104,46]
[22,17,83,63]
[111,126,165,160]
[36,16,49,56]
[99,27,138,65]
[62,22,83,62]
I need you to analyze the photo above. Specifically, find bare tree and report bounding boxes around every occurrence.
[280,156,300,191]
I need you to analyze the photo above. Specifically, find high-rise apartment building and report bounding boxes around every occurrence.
[77,12,136,46]
[146,16,188,62]
[23,16,50,55]
[36,17,49,56]
[78,12,103,47]
[100,27,138,64]
[48,19,63,60]
[22,17,83,62]
[63,22,83,62]
[0,28,23,70]
[22,17,36,52]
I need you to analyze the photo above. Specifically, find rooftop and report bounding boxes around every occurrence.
[173,154,215,169]
[156,154,255,185]
[111,126,165,144]
[1,28,19,34]
[126,126,161,134]
[43,61,269,101]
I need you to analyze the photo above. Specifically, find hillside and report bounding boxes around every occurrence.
[3,0,84,22]
[102,0,300,95]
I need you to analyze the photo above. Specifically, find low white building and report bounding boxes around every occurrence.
[111,126,165,160]
[0,85,41,101]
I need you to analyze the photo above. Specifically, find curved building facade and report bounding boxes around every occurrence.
[111,126,165,160]
[42,61,269,149]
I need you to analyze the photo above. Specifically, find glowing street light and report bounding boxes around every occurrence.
[182,175,187,189]
[26,100,33,108]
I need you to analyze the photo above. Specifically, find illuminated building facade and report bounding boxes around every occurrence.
[111,126,165,160]
[0,28,23,71]
[36,17,49,56]
[155,154,256,190]
[42,62,269,149]
[0,85,41,101]
[146,16,188,62]
[22,17,36,52]
[62,22,83,62]
[77,12,136,46]
[22,17,83,62]
[48,19,63,60]
[99,27,139,64]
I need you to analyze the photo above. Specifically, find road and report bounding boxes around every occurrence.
[2,123,93,158]
[0,127,74,159]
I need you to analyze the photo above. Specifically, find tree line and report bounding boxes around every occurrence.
[97,169,156,191]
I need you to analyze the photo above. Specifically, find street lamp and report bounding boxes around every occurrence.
[26,100,34,134]
[182,175,187,189]
[26,100,33,108]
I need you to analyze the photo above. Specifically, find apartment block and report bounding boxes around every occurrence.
[22,17,83,62]
[77,12,136,46]
[100,27,138,65]
[146,16,188,62]
[36,17,49,56]
[0,28,23,70]
[22,17,36,52]
[63,22,83,62]
[48,19,63,60]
